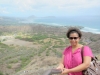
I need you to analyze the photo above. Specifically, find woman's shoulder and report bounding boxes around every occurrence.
[83,45,93,57]
[83,45,91,49]
[65,46,72,50]
[63,46,72,54]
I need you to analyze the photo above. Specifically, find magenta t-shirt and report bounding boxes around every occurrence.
[63,46,93,75]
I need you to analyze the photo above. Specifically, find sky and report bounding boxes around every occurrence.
[0,0,100,17]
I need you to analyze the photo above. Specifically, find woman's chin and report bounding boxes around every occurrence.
[71,44,77,46]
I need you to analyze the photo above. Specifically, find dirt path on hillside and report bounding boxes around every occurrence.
[2,38,40,48]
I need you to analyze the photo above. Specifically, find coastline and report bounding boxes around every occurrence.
[0,22,100,34]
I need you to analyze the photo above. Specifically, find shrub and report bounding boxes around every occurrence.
[0,71,4,75]
[7,65,12,69]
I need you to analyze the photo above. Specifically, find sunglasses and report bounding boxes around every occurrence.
[69,37,79,40]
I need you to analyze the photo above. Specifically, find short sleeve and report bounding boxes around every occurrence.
[83,46,93,57]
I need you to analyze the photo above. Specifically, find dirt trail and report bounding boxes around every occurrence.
[2,38,40,48]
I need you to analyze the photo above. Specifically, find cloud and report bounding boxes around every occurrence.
[1,0,100,10]
[42,0,100,11]
[0,7,9,14]
[0,0,100,16]
[13,0,35,11]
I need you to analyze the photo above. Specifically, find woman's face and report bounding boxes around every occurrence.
[69,32,80,46]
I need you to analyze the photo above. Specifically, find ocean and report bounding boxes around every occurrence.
[32,16,100,34]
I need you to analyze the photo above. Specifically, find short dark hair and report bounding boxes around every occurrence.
[66,27,82,38]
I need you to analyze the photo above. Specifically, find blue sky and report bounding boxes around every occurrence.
[0,0,100,17]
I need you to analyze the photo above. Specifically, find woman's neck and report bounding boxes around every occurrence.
[72,44,80,48]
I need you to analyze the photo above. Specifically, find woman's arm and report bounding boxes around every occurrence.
[62,56,91,74]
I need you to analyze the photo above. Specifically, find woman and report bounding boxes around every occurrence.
[57,27,93,75]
